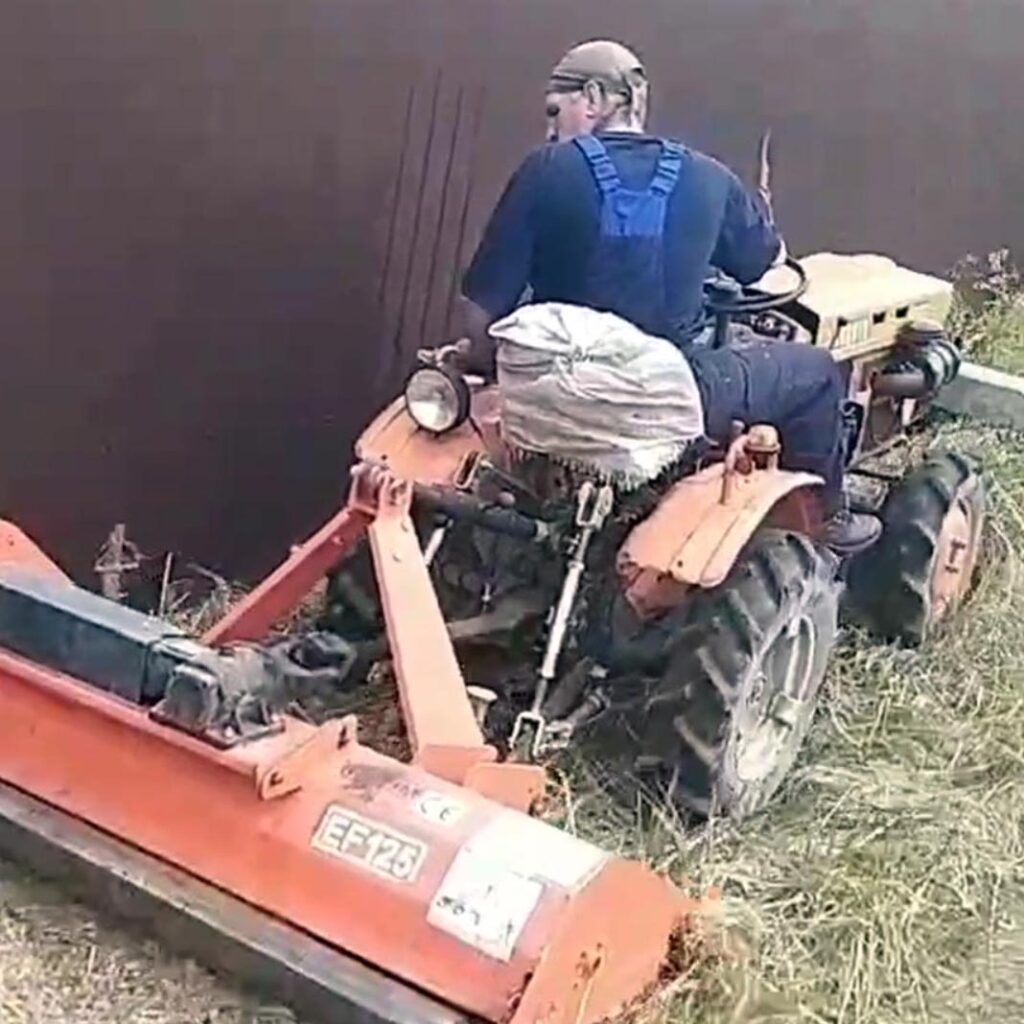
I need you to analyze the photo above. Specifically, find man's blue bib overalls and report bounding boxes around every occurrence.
[576,135,845,507]
[573,135,684,340]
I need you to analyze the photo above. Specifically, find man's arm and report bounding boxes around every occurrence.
[451,149,546,375]
[711,169,785,284]
[453,296,498,377]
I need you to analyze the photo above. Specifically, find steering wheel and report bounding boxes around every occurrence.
[703,256,809,315]
[701,256,809,348]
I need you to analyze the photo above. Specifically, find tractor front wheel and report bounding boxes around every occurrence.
[636,530,840,821]
[846,452,985,645]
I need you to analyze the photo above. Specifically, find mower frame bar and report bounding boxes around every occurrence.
[203,503,373,648]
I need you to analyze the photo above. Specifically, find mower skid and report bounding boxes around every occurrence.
[0,779,468,1024]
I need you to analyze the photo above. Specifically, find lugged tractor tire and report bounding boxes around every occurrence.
[637,530,840,821]
[845,452,985,646]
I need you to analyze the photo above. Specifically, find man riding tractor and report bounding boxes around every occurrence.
[445,39,880,555]
[315,39,980,820]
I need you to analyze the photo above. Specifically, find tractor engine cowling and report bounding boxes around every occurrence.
[760,252,955,361]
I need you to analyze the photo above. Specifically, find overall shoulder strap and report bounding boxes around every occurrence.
[648,140,685,197]
[574,135,621,198]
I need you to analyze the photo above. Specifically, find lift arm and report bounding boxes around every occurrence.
[204,461,544,811]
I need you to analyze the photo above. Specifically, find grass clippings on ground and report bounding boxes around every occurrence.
[0,857,294,1024]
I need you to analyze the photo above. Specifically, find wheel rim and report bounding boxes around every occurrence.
[929,475,983,623]
[733,614,817,784]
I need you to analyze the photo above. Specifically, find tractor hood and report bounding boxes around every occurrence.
[756,252,954,358]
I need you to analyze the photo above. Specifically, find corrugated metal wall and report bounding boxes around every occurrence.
[3,0,1021,578]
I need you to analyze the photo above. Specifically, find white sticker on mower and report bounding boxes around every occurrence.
[470,813,608,890]
[426,814,608,961]
[427,848,544,962]
[311,806,427,884]
[412,790,465,827]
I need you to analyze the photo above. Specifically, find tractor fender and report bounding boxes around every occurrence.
[618,461,824,598]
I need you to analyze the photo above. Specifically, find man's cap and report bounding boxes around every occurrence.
[547,40,647,96]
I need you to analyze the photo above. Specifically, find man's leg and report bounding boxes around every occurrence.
[687,340,879,553]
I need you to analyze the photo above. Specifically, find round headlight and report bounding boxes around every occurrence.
[404,365,470,434]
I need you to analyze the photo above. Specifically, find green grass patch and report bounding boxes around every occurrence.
[949,250,1024,375]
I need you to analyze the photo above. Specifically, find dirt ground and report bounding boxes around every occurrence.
[0,857,284,1024]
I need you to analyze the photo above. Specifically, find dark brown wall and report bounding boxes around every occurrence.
[3,0,1022,579]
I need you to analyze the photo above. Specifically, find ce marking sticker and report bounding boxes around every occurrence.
[312,806,427,883]
[413,790,465,827]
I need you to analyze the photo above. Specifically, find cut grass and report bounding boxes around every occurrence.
[0,857,290,1023]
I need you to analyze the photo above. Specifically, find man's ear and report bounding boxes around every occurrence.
[582,79,606,115]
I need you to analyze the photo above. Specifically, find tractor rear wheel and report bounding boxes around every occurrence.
[636,530,840,821]
[846,452,985,645]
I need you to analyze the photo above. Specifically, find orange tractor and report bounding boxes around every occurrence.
[315,252,985,820]
[0,250,984,1023]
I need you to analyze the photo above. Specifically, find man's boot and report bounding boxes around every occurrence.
[822,495,882,556]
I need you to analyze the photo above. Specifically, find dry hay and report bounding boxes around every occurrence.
[0,858,297,1024]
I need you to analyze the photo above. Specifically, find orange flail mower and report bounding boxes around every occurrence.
[0,464,706,1024]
